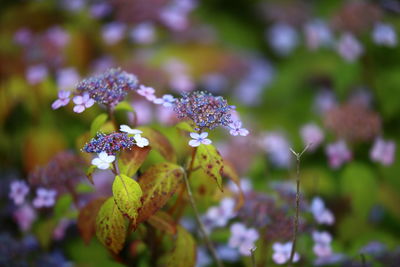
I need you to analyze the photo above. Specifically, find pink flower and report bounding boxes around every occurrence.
[272,242,300,264]
[53,219,71,240]
[310,197,335,225]
[325,140,352,169]
[228,178,253,194]
[32,188,57,208]
[26,65,48,85]
[337,33,363,62]
[137,85,157,101]
[9,180,29,205]
[51,90,71,110]
[313,231,333,258]
[188,132,212,147]
[102,22,126,45]
[204,198,236,228]
[228,121,249,136]
[57,68,80,91]
[13,204,37,232]
[73,93,95,113]
[300,123,324,151]
[130,22,156,44]
[370,138,396,166]
[229,223,259,256]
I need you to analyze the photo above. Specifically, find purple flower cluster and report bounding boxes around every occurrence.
[173,91,234,131]
[76,68,138,108]
[83,132,135,155]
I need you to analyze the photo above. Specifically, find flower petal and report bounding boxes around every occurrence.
[199,132,208,138]
[201,138,212,145]
[73,105,85,113]
[189,139,201,147]
[190,132,200,139]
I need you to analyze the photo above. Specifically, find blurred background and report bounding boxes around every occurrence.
[0,0,399,266]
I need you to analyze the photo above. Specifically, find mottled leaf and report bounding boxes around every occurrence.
[194,144,224,191]
[119,146,151,177]
[96,197,127,254]
[147,211,177,235]
[112,174,143,221]
[137,163,184,225]
[90,113,108,137]
[166,226,196,267]
[78,197,107,244]
[138,127,177,163]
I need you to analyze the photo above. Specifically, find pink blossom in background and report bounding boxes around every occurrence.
[61,0,85,12]
[51,90,70,110]
[267,23,299,56]
[130,22,156,44]
[53,219,71,240]
[32,188,57,208]
[159,0,197,31]
[73,93,95,113]
[153,94,176,107]
[156,106,178,125]
[325,140,352,169]
[300,123,324,151]
[229,121,249,136]
[170,74,195,92]
[372,23,397,47]
[137,85,157,101]
[9,180,29,205]
[228,178,253,194]
[370,138,396,165]
[46,26,70,48]
[102,22,126,45]
[14,28,32,46]
[204,198,236,229]
[304,19,333,50]
[272,242,300,264]
[229,223,259,256]
[90,2,111,19]
[314,89,337,114]
[13,204,37,232]
[26,64,48,85]
[260,132,292,168]
[337,33,364,62]
[312,231,333,258]
[129,100,153,125]
[57,68,80,91]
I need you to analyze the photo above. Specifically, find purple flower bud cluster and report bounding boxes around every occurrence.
[83,132,135,155]
[173,91,234,131]
[76,68,138,108]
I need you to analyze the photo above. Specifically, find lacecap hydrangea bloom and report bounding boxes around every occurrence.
[83,132,136,155]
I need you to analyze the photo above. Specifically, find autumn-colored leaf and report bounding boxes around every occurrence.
[112,174,143,221]
[137,163,184,225]
[193,144,224,191]
[78,197,107,244]
[222,159,244,210]
[147,211,177,235]
[138,126,177,163]
[96,197,127,254]
[166,226,196,267]
[119,146,151,177]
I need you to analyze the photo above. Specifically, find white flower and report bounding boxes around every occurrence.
[188,132,212,147]
[119,124,143,135]
[134,134,149,148]
[92,152,115,170]
[272,242,300,264]
[229,223,259,256]
[228,121,249,136]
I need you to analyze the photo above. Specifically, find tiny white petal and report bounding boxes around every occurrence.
[190,132,200,139]
[189,139,201,147]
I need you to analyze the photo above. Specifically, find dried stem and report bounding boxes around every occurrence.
[183,147,224,267]
[288,144,309,266]
[250,247,257,267]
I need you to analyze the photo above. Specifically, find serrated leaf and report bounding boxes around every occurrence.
[175,121,195,132]
[138,127,177,163]
[114,101,134,112]
[112,174,143,221]
[78,197,107,244]
[222,160,244,210]
[193,145,224,191]
[166,226,196,267]
[96,197,127,254]
[137,163,184,225]
[147,211,177,235]
[90,113,108,137]
[119,146,151,177]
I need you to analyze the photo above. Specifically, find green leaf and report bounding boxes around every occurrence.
[137,163,184,225]
[112,174,143,221]
[166,226,196,267]
[90,113,108,137]
[114,101,134,112]
[175,121,195,132]
[138,127,177,163]
[193,144,224,191]
[119,146,151,177]
[86,165,96,185]
[54,194,73,219]
[96,197,127,254]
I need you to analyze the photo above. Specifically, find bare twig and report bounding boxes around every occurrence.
[288,144,310,266]
[250,247,257,267]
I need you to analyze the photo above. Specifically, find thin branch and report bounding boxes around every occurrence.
[288,144,309,266]
[250,247,257,267]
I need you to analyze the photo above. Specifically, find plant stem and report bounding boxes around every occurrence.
[183,147,224,267]
[107,107,118,130]
[288,145,309,266]
[183,170,223,267]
